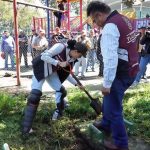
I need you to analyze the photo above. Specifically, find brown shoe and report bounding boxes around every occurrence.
[93,121,111,137]
[104,140,118,150]
[104,140,129,150]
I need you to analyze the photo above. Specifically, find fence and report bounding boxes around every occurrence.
[0,0,101,88]
[0,0,65,87]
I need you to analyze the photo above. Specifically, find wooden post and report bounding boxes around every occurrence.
[80,0,82,31]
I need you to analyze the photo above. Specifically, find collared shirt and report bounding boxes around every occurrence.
[33,36,48,51]
[100,23,120,88]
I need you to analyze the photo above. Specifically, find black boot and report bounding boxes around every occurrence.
[21,89,42,136]
[22,104,38,135]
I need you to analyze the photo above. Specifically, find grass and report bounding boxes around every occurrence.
[0,83,150,149]
[124,83,150,142]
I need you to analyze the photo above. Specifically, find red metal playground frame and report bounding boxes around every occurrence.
[2,0,65,85]
[2,0,83,86]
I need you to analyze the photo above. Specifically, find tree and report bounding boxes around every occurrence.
[0,0,46,33]
[122,0,134,8]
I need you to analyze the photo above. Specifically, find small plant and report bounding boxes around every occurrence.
[66,90,97,119]
[0,93,25,116]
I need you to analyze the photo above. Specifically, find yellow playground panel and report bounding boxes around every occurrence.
[120,9,136,19]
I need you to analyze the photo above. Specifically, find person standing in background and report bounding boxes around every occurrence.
[32,29,48,58]
[74,30,91,79]
[132,25,150,86]
[1,31,15,70]
[86,29,97,72]
[28,29,38,59]
[19,30,29,67]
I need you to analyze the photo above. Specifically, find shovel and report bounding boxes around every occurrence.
[71,73,102,115]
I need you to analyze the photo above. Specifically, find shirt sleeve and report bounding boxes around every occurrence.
[41,43,65,66]
[32,37,36,45]
[67,74,77,85]
[100,23,120,88]
[1,38,4,52]
[12,37,15,49]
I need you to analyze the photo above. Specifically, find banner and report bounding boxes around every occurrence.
[132,18,150,30]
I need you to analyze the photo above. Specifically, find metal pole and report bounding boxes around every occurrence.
[13,0,20,85]
[33,17,36,30]
[3,0,64,12]
[67,0,70,30]
[46,0,50,41]
[80,0,82,31]
[121,2,123,11]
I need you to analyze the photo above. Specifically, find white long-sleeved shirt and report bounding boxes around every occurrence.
[41,43,77,86]
[100,23,120,88]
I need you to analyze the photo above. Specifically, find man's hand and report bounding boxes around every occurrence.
[76,83,84,90]
[101,86,110,96]
[58,61,69,68]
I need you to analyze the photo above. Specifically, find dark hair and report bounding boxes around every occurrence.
[67,40,76,49]
[87,1,111,16]
[74,42,88,57]
[67,40,88,57]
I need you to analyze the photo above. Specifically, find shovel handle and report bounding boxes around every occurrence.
[71,73,94,100]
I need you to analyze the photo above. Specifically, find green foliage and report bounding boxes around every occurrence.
[0,83,150,149]
[0,93,25,116]
[0,0,46,33]
[123,0,134,8]
[66,89,97,119]
[124,83,150,142]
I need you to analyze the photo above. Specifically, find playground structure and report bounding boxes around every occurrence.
[32,0,93,34]
[1,0,93,86]
[1,0,150,87]
[2,0,66,85]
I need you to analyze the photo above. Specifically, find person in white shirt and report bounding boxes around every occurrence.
[32,29,48,58]
[87,1,139,150]
[86,29,97,72]
[28,29,38,59]
[74,30,91,78]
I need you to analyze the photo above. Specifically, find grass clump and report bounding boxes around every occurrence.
[124,83,150,142]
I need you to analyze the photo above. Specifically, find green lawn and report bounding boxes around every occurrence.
[0,83,150,149]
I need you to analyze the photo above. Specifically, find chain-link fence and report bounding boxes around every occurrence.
[0,0,60,86]
[0,0,100,87]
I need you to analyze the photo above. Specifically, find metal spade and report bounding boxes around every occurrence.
[71,73,102,115]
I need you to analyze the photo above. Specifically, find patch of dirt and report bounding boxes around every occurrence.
[70,138,93,150]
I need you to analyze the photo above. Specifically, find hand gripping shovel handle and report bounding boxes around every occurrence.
[71,73,102,115]
[71,74,93,100]
[58,62,102,115]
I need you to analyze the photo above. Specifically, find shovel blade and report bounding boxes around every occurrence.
[90,99,102,115]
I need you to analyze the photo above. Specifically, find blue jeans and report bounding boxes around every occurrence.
[135,54,150,82]
[4,48,15,69]
[101,76,135,148]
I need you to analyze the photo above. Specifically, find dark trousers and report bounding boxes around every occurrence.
[101,76,135,148]
[57,13,62,28]
[20,46,28,66]
[98,54,103,76]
